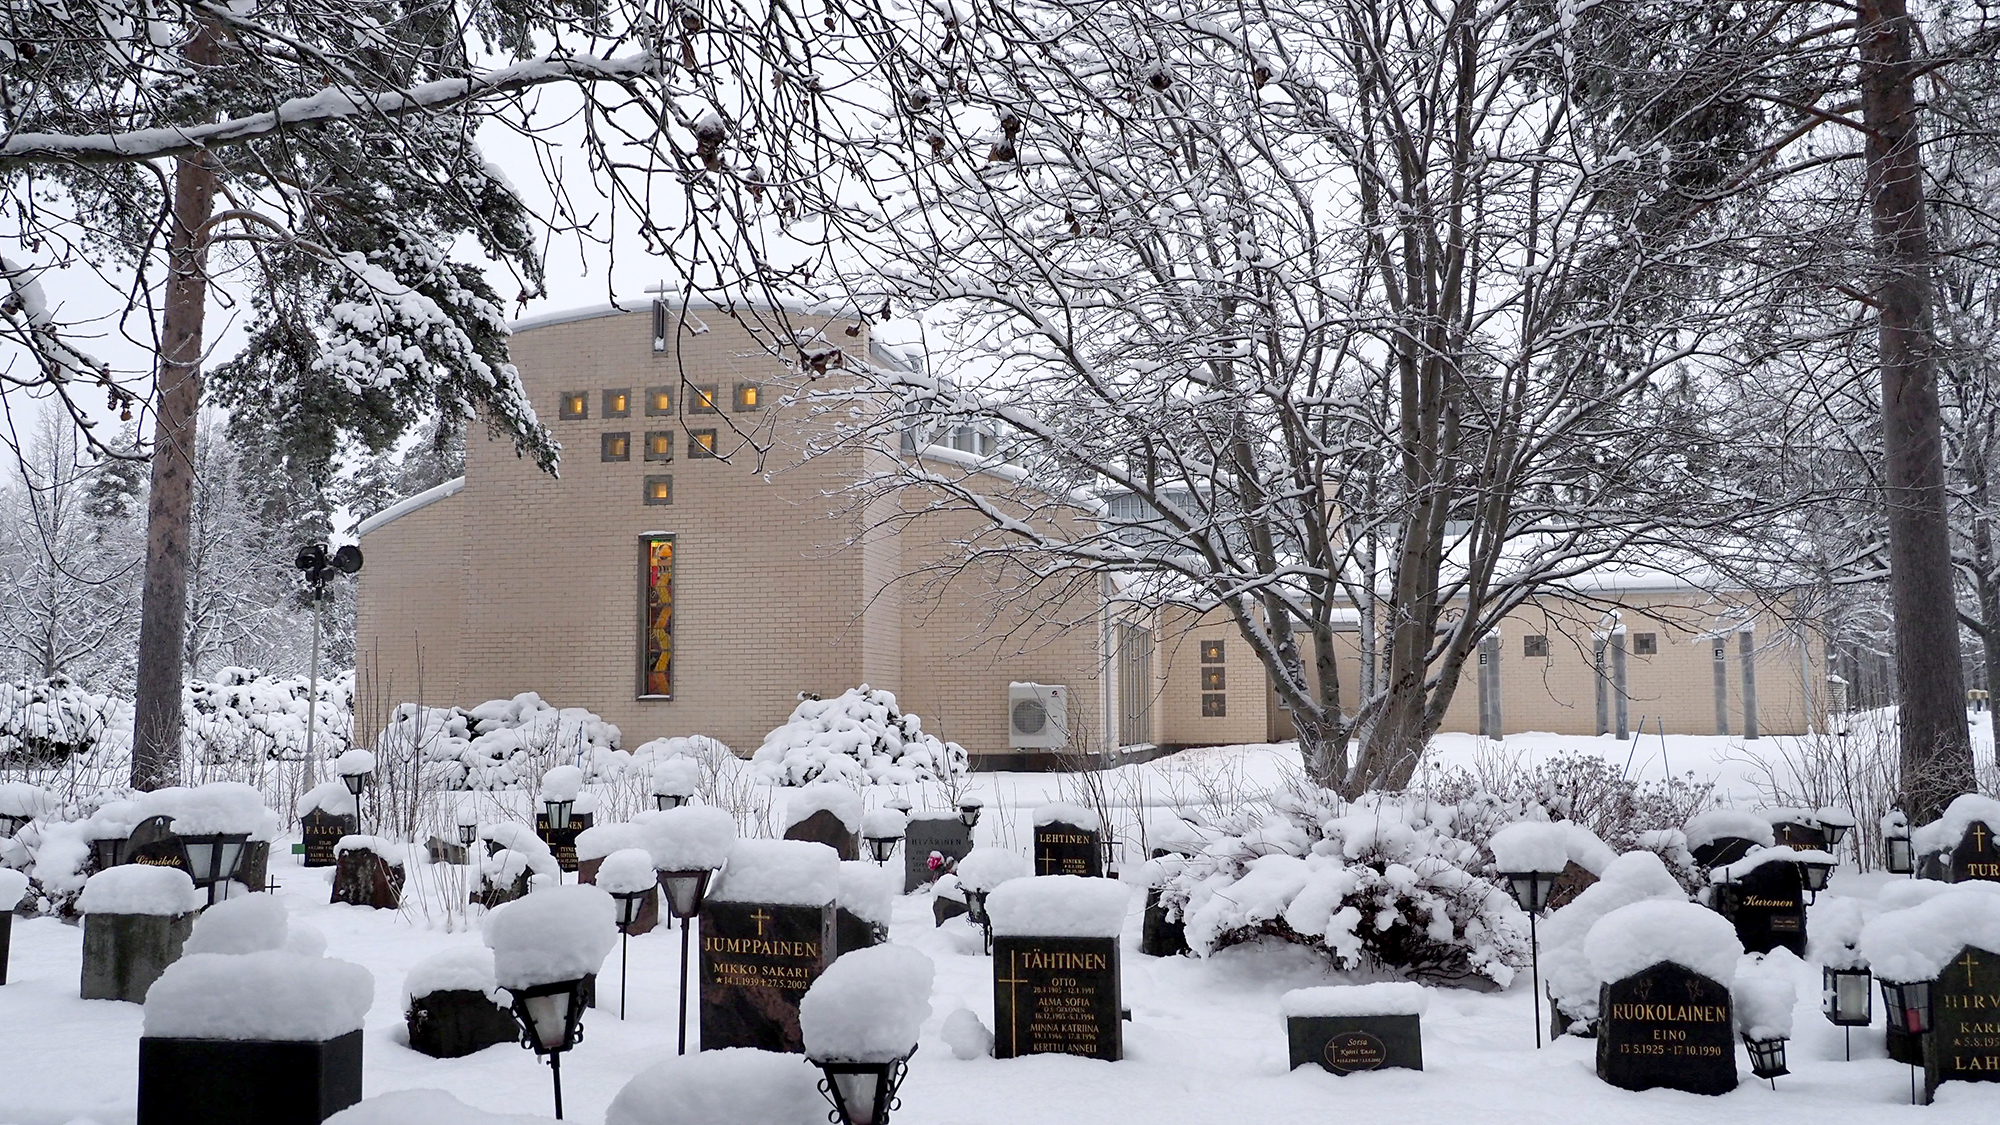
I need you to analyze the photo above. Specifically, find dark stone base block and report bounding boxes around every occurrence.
[138,1029,363,1124]
[82,912,196,1003]
[406,989,520,1058]
[1140,888,1188,957]
[1287,1014,1423,1074]
[836,907,886,955]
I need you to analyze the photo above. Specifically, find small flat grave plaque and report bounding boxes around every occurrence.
[1287,1016,1422,1074]
[1950,821,2000,883]
[425,835,468,866]
[534,811,593,872]
[1722,860,1807,956]
[1931,945,2000,1088]
[1034,821,1102,878]
[783,809,858,862]
[992,935,1121,1061]
[300,810,354,869]
[903,815,972,892]
[1596,961,1736,1095]
[698,899,835,1052]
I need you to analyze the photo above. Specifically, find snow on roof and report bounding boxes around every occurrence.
[483,884,618,989]
[837,861,897,926]
[799,943,934,1062]
[1858,883,2000,982]
[1033,802,1102,832]
[143,950,374,1041]
[1683,809,1776,851]
[989,875,1128,938]
[78,865,201,917]
[1709,845,1833,884]
[1585,899,1743,985]
[606,1048,825,1125]
[709,839,840,906]
[356,475,464,537]
[403,946,502,1004]
[641,806,736,872]
[1279,982,1429,1018]
[955,847,1030,894]
[1911,794,2000,854]
[783,782,863,833]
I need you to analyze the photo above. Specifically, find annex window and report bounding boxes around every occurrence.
[645,431,675,461]
[1201,667,1225,691]
[640,534,674,697]
[1200,639,1225,663]
[1633,632,1658,656]
[603,388,632,417]
[1523,635,1549,658]
[601,432,631,462]
[646,386,674,416]
[689,429,718,458]
[643,475,673,505]
[690,384,720,414]
[733,382,763,411]
[559,391,588,420]
[1201,693,1227,718]
[1713,642,1727,662]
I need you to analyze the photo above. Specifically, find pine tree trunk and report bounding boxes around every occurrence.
[130,24,220,790]
[1858,0,1975,819]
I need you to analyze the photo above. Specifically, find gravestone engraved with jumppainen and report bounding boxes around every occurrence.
[1034,822,1102,878]
[1951,822,2000,884]
[1595,961,1736,1095]
[992,935,1121,1061]
[903,815,972,893]
[698,899,835,1052]
[1930,945,2000,1087]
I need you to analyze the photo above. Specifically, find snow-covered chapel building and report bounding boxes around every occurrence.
[355,301,1831,768]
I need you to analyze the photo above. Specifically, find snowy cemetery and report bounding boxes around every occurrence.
[0,691,1996,1124]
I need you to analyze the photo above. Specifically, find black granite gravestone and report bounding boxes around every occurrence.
[330,847,403,909]
[1718,859,1807,956]
[1140,887,1188,958]
[1771,821,1828,851]
[81,912,196,1003]
[903,815,972,893]
[992,935,1121,1061]
[836,907,886,955]
[698,899,835,1052]
[425,835,469,866]
[299,810,355,869]
[124,815,187,874]
[138,1029,362,1125]
[1034,821,1102,878]
[406,990,521,1058]
[1930,945,2000,1089]
[1287,1015,1423,1074]
[1950,822,2000,883]
[534,811,593,872]
[1596,961,1736,1095]
[783,809,859,862]
[1920,851,1951,881]
[1689,836,1760,869]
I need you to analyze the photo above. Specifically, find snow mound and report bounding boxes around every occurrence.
[1489,822,1568,873]
[1586,899,1742,985]
[143,950,374,1041]
[1279,982,1429,1018]
[632,734,733,766]
[1911,793,2000,854]
[955,847,1029,893]
[1032,802,1102,831]
[0,780,54,819]
[942,1007,994,1059]
[335,835,406,866]
[335,748,376,777]
[1683,810,1775,852]
[1732,952,1798,1039]
[299,780,358,818]
[483,884,617,989]
[576,822,648,864]
[597,848,658,895]
[1540,851,1688,1020]
[989,875,1128,938]
[183,892,290,955]
[135,782,281,840]
[327,1089,553,1124]
[383,692,622,791]
[78,865,200,916]
[837,861,897,925]
[710,839,840,906]
[799,944,934,1061]
[1710,845,1831,884]
[1877,877,1975,913]
[539,764,585,803]
[862,808,908,840]
[751,686,967,787]
[1808,895,1874,970]
[1858,883,2000,982]
[404,946,503,1004]
[606,1048,824,1125]
[0,866,26,910]
[783,783,864,833]
[643,806,736,871]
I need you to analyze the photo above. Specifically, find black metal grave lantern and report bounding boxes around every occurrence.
[509,976,590,1119]
[657,867,717,1056]
[179,832,251,906]
[610,886,651,1020]
[543,798,575,833]
[1885,833,1915,875]
[957,799,983,830]
[0,813,27,838]
[812,1050,913,1125]
[653,792,688,811]
[1823,964,1872,1060]
[1798,855,1836,900]
[963,887,992,954]
[865,831,903,865]
[88,835,122,872]
[1820,818,1853,852]
[457,821,479,848]
[1500,869,1563,1049]
[1742,1033,1789,1086]
[339,770,368,799]
[1881,977,1935,1105]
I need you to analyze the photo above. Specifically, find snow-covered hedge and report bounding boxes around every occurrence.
[0,669,352,767]
[0,676,120,762]
[751,687,966,786]
[384,691,625,791]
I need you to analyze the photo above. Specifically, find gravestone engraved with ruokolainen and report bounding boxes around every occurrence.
[699,899,835,1052]
[1034,821,1102,878]
[1951,822,2000,883]
[903,815,972,893]
[534,811,593,872]
[1930,945,2000,1087]
[1595,961,1737,1095]
[1720,860,1807,957]
[783,809,858,863]
[300,809,355,869]
[992,935,1121,1061]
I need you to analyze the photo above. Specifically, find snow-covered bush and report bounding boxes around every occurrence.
[1428,752,1715,859]
[751,686,966,786]
[0,676,122,763]
[184,667,354,764]
[382,691,623,790]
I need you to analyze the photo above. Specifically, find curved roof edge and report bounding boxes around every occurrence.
[509,292,868,335]
[357,476,465,537]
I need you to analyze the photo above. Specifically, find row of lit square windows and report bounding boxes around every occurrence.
[561,383,760,420]
[601,430,718,463]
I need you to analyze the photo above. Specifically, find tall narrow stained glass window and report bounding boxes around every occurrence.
[641,535,674,697]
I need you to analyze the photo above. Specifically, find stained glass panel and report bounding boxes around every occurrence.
[642,535,673,697]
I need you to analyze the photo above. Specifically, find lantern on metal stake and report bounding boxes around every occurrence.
[1742,1033,1789,1088]
[509,976,590,1118]
[658,867,716,1055]
[1499,868,1561,1049]
[1881,977,1935,1104]
[1822,964,1872,1060]
[610,887,651,1020]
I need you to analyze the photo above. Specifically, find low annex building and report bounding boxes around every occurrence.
[356,302,1829,768]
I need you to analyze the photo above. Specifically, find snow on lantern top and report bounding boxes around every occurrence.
[652,757,700,798]
[861,808,907,839]
[334,748,376,777]
[403,946,503,1005]
[539,764,585,803]
[597,848,658,895]
[1489,821,1569,873]
[782,782,864,833]
[605,1047,825,1125]
[1279,981,1430,1018]
[642,805,736,871]
[453,803,481,829]
[1910,794,2000,855]
[1858,883,2000,983]
[988,874,1128,938]
[143,950,374,1041]
[955,847,1030,894]
[1732,952,1798,1040]
[1032,802,1101,832]
[482,883,617,989]
[709,839,840,906]
[799,943,935,1062]
[1807,895,1874,971]
[1683,809,1776,852]
[1585,899,1743,986]
[77,865,201,916]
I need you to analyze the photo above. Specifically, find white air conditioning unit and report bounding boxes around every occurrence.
[1008,682,1069,749]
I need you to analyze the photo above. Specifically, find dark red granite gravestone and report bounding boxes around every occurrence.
[783,809,858,862]
[698,899,835,1052]
[330,847,403,909]
[1547,860,1599,912]
[577,856,659,935]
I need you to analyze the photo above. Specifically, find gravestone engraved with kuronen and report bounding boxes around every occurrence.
[992,935,1121,1061]
[1034,821,1102,878]
[1717,856,1807,957]
[1596,961,1736,1095]
[1951,822,2000,884]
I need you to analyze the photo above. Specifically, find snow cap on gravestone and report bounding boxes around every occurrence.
[1910,794,2000,855]
[1279,981,1430,1019]
[482,884,617,990]
[1683,809,1776,853]
[800,944,935,1063]
[404,947,504,1006]
[641,805,736,872]
[1585,899,1743,986]
[837,861,897,927]
[300,780,357,819]
[77,865,201,917]
[183,892,291,955]
[988,874,1128,938]
[783,783,864,833]
[1858,882,2000,983]
[0,781,54,820]
[334,836,406,866]
[1032,802,1101,832]
[143,950,374,1041]
[709,839,840,906]
[1708,844,1834,886]
[956,847,1030,894]
[606,1047,825,1125]
[576,821,650,865]
[135,782,281,840]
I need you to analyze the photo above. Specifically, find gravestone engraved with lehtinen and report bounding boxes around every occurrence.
[699,899,835,1051]
[1771,821,1828,852]
[903,814,973,893]
[1951,822,2000,884]
[1931,945,2000,1087]
[1596,961,1736,1095]
[1034,821,1102,879]
[992,935,1122,1061]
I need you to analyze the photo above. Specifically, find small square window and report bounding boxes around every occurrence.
[690,384,720,414]
[1634,632,1658,655]
[689,429,718,458]
[646,386,674,416]
[1201,693,1227,718]
[733,382,763,411]
[1523,635,1548,658]
[643,475,673,505]
[1200,639,1225,663]
[603,388,632,418]
[1201,667,1225,691]
[1713,643,1727,662]
[559,391,588,420]
[644,431,675,462]
[601,432,631,462]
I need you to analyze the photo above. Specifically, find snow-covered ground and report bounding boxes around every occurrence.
[3,731,1997,1123]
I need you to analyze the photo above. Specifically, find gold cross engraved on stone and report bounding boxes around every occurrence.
[1962,950,1982,988]
[1038,852,1060,875]
[1975,823,1991,852]
[996,951,1031,1057]
[751,908,772,937]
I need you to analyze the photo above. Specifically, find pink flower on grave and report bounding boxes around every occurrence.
[928,851,944,872]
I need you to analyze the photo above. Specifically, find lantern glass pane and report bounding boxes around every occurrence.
[662,871,708,917]
[1887,837,1914,874]
[1801,862,1832,892]
[218,840,246,879]
[1836,971,1871,1022]
[617,892,648,927]
[832,1070,885,1125]
[183,841,215,882]
[522,991,573,1050]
